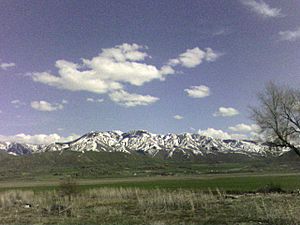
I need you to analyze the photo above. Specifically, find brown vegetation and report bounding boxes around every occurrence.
[1,187,300,225]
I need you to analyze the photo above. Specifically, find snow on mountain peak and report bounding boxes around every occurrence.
[0,130,288,158]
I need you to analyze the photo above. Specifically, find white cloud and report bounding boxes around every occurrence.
[31,100,64,112]
[169,47,220,68]
[205,48,221,62]
[32,43,175,94]
[0,133,80,145]
[212,28,230,36]
[31,43,219,107]
[198,124,263,140]
[100,43,149,62]
[0,110,2,113]
[32,61,123,94]
[11,99,26,108]
[86,97,104,103]
[213,107,239,117]
[198,128,247,140]
[279,28,300,42]
[0,62,16,70]
[184,85,210,98]
[173,115,184,120]
[231,133,248,140]
[199,128,232,139]
[228,123,261,133]
[83,58,168,87]
[241,0,284,18]
[109,90,159,107]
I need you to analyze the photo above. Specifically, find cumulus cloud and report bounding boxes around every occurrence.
[198,128,231,139]
[109,90,159,107]
[168,47,220,68]
[213,107,239,117]
[228,123,261,133]
[241,0,284,18]
[31,43,219,107]
[184,85,210,98]
[205,48,221,62]
[83,50,170,87]
[198,124,263,140]
[31,100,65,112]
[86,97,104,103]
[279,28,300,42]
[173,115,184,120]
[198,128,248,140]
[32,60,123,94]
[11,99,26,108]
[0,133,80,145]
[0,62,16,70]
[32,43,176,95]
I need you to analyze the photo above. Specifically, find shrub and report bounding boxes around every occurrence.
[257,182,285,193]
[58,176,79,201]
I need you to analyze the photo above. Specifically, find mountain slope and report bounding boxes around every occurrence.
[0,130,290,159]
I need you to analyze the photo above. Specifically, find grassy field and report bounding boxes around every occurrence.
[1,151,300,182]
[0,173,300,224]
[1,173,300,193]
[1,152,300,224]
[1,185,300,225]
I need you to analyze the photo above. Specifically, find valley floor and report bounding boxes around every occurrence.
[1,172,300,192]
[1,173,300,225]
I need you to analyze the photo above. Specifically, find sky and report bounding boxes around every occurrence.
[0,0,300,144]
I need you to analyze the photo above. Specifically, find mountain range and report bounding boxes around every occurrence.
[0,130,290,160]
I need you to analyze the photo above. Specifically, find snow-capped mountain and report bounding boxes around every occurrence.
[0,142,45,156]
[0,130,290,159]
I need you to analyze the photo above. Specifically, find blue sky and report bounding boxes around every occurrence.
[0,0,300,144]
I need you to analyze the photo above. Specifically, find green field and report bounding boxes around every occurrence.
[79,173,300,193]
[1,173,300,193]
[1,151,299,182]
[1,174,300,225]
[1,151,300,224]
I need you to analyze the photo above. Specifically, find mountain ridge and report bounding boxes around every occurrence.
[0,130,290,159]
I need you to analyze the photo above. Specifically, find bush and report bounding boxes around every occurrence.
[257,182,285,193]
[58,176,79,201]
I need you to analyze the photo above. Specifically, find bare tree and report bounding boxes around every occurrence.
[251,82,300,156]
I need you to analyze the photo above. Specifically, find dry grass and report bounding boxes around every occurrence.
[0,190,34,208]
[0,188,300,224]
